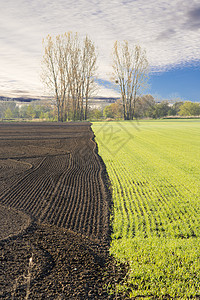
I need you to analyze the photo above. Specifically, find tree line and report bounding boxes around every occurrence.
[0,102,56,121]
[102,98,200,119]
[1,98,199,121]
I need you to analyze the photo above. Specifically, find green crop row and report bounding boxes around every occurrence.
[93,120,200,298]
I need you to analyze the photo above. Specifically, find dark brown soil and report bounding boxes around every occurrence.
[0,122,126,299]
[0,204,30,240]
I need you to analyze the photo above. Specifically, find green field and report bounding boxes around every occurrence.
[92,120,200,298]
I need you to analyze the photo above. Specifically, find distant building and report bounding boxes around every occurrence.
[88,97,119,110]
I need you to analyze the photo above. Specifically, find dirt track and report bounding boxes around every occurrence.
[0,122,126,299]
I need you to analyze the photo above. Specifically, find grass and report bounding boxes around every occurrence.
[92,119,200,298]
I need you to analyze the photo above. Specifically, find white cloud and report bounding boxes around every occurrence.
[0,0,200,97]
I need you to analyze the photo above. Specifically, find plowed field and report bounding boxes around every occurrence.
[0,123,125,299]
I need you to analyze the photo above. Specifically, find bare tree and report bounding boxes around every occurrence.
[82,36,98,120]
[112,41,149,120]
[42,32,97,121]
[42,34,68,121]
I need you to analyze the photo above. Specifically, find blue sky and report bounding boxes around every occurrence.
[149,65,200,102]
[0,0,200,100]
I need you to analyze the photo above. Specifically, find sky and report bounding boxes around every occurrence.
[1,0,200,101]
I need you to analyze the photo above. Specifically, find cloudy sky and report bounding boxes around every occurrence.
[1,0,200,100]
